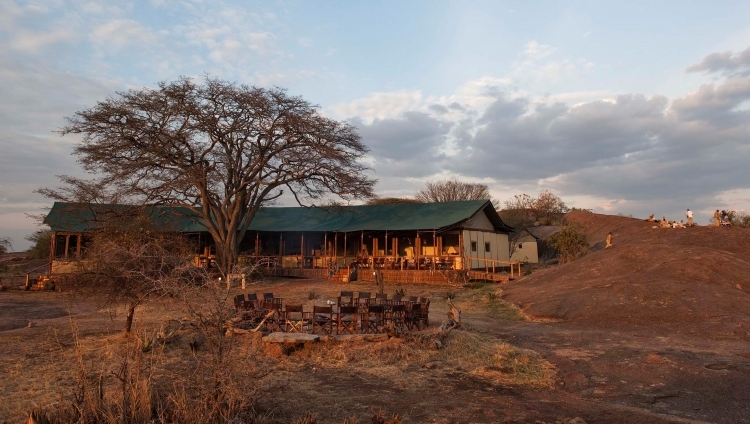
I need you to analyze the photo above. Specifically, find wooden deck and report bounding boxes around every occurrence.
[265,267,512,284]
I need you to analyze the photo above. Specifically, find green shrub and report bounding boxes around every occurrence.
[548,222,589,264]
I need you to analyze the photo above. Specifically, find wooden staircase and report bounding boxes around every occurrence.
[26,275,55,291]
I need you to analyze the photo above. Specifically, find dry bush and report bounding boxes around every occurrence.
[278,327,554,388]
[35,281,276,424]
[548,222,589,264]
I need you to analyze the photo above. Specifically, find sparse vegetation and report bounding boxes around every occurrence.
[25,229,52,259]
[0,236,11,255]
[728,210,750,228]
[414,178,499,208]
[548,222,589,264]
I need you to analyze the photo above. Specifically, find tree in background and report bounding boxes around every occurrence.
[73,210,196,333]
[548,222,589,264]
[0,237,11,255]
[500,190,569,228]
[25,230,52,259]
[414,178,498,207]
[727,211,750,228]
[365,197,421,205]
[58,76,375,275]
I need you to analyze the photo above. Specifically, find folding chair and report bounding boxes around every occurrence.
[374,293,389,305]
[338,291,354,307]
[406,303,423,331]
[284,304,309,333]
[389,304,406,332]
[337,306,359,335]
[363,304,385,334]
[311,305,336,334]
[234,294,247,311]
[356,292,371,313]
[246,293,259,309]
[261,301,282,332]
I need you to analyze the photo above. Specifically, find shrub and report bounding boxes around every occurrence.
[25,230,51,259]
[728,211,750,228]
[548,222,589,264]
[394,287,406,297]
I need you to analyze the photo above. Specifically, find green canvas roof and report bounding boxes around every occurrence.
[45,200,512,233]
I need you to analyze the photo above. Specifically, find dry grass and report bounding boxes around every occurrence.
[1,277,554,423]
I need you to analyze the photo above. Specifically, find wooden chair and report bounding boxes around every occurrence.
[337,306,359,335]
[406,302,423,331]
[233,294,247,311]
[389,304,406,332]
[311,305,336,334]
[338,291,354,307]
[284,304,309,333]
[356,292,371,313]
[419,298,430,328]
[246,293,259,309]
[363,304,385,334]
[374,293,389,305]
[261,301,282,332]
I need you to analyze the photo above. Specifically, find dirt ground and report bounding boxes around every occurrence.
[2,213,749,423]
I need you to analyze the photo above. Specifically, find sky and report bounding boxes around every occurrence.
[2,0,750,250]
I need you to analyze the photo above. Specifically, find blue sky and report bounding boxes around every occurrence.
[2,0,750,250]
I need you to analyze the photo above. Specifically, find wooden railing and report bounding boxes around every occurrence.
[464,257,523,278]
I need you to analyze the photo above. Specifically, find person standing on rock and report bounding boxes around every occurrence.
[686,209,693,227]
[714,210,721,226]
[605,232,613,249]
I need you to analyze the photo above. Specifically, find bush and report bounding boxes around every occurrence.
[728,211,750,228]
[394,287,406,297]
[25,229,52,259]
[548,222,589,264]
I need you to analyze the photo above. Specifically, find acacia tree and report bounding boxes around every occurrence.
[0,237,10,255]
[60,76,375,274]
[75,211,196,333]
[414,178,498,208]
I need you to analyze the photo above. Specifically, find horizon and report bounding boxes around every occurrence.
[2,1,750,250]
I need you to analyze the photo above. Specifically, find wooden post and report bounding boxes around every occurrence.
[300,232,304,268]
[343,232,347,266]
[372,237,377,270]
[432,230,437,270]
[323,233,327,266]
[334,232,338,266]
[415,233,420,270]
[64,234,70,259]
[458,231,464,270]
[255,232,259,258]
[48,232,56,276]
[511,263,514,278]
[76,233,82,258]
[492,261,495,274]
[279,233,283,267]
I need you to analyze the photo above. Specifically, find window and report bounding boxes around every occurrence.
[485,242,491,253]
[471,241,477,252]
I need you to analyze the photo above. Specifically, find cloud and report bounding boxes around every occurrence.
[523,40,555,60]
[333,51,750,222]
[330,90,424,123]
[351,112,452,163]
[90,19,155,50]
[687,47,750,74]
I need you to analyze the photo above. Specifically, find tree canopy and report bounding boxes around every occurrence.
[414,179,498,207]
[60,76,375,273]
